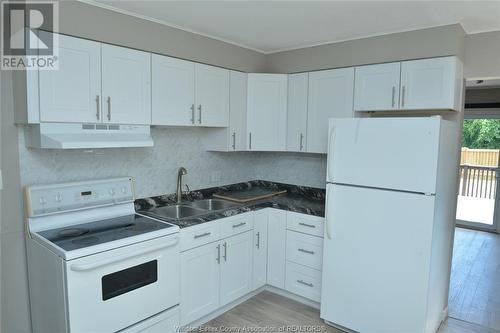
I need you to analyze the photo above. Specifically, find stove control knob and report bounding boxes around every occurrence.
[121,186,127,194]
[109,188,116,196]
[55,194,63,203]
[39,197,47,205]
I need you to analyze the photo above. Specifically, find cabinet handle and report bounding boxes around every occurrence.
[249,132,252,150]
[298,222,315,228]
[107,96,111,121]
[401,86,406,107]
[216,244,221,264]
[197,105,202,124]
[95,95,100,120]
[194,232,211,239]
[391,86,396,108]
[298,248,315,255]
[256,231,260,249]
[299,133,304,151]
[190,104,195,124]
[297,280,313,288]
[223,242,227,262]
[232,222,246,228]
[232,132,236,150]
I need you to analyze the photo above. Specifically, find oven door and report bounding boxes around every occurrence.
[65,234,180,333]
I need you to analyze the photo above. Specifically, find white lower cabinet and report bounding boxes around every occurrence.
[180,209,324,326]
[180,220,254,325]
[285,262,322,303]
[253,209,269,289]
[267,209,287,288]
[180,242,220,325]
[220,231,254,306]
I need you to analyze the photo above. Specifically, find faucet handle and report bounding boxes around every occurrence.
[184,184,190,194]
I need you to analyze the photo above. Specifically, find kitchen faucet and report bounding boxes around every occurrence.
[176,167,187,203]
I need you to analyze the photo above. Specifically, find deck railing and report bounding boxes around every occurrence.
[459,164,498,199]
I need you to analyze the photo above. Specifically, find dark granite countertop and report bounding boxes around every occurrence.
[135,180,325,228]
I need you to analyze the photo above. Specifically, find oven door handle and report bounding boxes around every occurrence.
[70,236,179,272]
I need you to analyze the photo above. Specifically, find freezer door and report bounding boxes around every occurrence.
[321,184,435,333]
[327,117,441,194]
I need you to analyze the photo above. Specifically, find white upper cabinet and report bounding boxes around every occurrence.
[152,55,195,126]
[229,71,248,150]
[247,74,288,151]
[38,33,101,123]
[354,62,401,112]
[400,56,462,111]
[354,56,462,112]
[307,68,354,154]
[101,44,151,125]
[195,64,230,127]
[287,73,309,152]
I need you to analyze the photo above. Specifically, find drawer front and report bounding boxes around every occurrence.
[219,212,254,239]
[180,221,220,251]
[286,231,323,270]
[285,262,322,302]
[286,211,324,237]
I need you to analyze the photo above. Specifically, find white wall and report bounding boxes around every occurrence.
[465,31,500,79]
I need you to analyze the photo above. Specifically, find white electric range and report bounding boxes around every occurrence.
[25,177,181,333]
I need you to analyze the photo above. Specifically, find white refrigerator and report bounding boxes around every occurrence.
[321,117,459,333]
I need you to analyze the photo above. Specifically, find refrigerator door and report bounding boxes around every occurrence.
[327,117,441,194]
[321,184,435,333]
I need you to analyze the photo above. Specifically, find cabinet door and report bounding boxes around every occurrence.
[307,68,354,154]
[152,54,195,126]
[229,71,248,151]
[39,33,101,123]
[247,74,288,151]
[287,73,308,152]
[180,242,220,325]
[400,57,461,110]
[354,62,400,112]
[101,44,151,125]
[219,231,253,306]
[253,209,268,289]
[195,64,230,127]
[267,209,287,288]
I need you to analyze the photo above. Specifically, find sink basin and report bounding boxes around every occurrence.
[186,199,240,211]
[149,205,206,219]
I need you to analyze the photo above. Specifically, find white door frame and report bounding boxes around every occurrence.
[456,110,500,233]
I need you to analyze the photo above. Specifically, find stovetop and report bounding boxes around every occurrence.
[37,214,174,252]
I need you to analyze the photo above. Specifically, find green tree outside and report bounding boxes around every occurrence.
[462,119,500,149]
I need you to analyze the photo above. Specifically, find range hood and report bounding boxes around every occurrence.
[24,123,154,149]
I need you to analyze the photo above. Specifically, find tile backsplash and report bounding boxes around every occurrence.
[18,126,327,198]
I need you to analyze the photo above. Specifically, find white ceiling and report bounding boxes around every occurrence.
[82,1,500,54]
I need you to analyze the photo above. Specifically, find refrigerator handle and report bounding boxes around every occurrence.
[325,186,333,240]
[327,126,336,181]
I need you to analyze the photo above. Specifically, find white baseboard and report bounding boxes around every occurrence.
[181,285,320,330]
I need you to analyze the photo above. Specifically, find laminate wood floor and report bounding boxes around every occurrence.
[448,228,500,330]
[200,291,498,333]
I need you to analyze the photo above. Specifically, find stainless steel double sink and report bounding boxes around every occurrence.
[148,199,241,220]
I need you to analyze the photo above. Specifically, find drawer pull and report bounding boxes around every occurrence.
[297,280,313,288]
[194,232,211,239]
[298,248,315,255]
[298,222,316,228]
[232,222,246,228]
